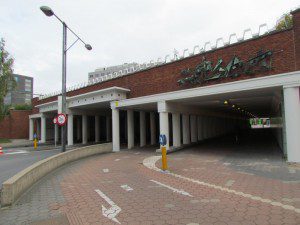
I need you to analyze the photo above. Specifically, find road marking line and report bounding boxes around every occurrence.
[103,169,109,173]
[4,150,28,155]
[134,152,140,155]
[143,156,300,214]
[225,180,235,187]
[95,189,121,224]
[120,184,133,191]
[150,179,193,197]
[114,159,120,161]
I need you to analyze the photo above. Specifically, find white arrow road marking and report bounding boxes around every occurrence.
[102,169,109,173]
[150,180,193,197]
[95,189,121,224]
[4,150,28,155]
[120,184,133,191]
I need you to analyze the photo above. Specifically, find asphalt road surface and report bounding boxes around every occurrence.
[0,147,60,185]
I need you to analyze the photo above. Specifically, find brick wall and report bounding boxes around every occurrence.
[34,9,300,109]
[0,110,32,139]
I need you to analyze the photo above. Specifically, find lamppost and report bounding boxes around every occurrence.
[40,6,92,152]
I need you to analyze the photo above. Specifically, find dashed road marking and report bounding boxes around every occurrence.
[143,156,300,214]
[102,169,109,173]
[225,180,235,187]
[4,150,28,155]
[120,185,133,192]
[134,152,140,155]
[150,179,193,197]
[164,203,175,208]
[114,159,120,162]
[288,168,296,174]
[95,189,121,224]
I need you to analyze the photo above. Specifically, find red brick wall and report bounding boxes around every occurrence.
[292,8,300,70]
[34,10,300,109]
[0,110,32,139]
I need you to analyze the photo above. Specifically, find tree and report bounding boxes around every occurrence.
[276,14,293,31]
[0,38,15,120]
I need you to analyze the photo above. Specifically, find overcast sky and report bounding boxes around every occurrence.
[1,0,299,96]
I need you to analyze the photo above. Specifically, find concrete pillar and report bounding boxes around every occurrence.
[95,115,100,143]
[190,115,197,143]
[82,115,88,144]
[76,117,81,141]
[67,114,74,146]
[127,109,134,149]
[182,114,190,145]
[36,119,40,140]
[29,118,34,141]
[112,108,120,152]
[159,112,169,150]
[172,113,181,147]
[283,86,300,162]
[140,111,146,147]
[41,115,46,143]
[150,112,156,145]
[197,116,203,141]
[106,116,111,142]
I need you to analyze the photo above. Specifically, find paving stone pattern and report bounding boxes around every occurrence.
[0,139,300,225]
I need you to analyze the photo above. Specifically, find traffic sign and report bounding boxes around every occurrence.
[53,117,57,124]
[57,114,67,126]
[159,134,167,146]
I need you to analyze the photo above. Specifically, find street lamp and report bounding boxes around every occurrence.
[40,6,92,152]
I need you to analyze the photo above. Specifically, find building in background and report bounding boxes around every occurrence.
[88,63,139,81]
[4,74,33,105]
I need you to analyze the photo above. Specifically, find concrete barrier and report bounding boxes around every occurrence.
[1,143,112,207]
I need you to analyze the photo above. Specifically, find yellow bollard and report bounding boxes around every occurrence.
[34,139,37,149]
[161,146,168,171]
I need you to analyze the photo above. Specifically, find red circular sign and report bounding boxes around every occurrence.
[53,117,57,124]
[57,114,67,126]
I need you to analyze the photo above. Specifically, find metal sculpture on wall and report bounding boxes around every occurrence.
[178,50,273,85]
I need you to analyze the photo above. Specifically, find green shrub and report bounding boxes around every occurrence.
[13,104,32,110]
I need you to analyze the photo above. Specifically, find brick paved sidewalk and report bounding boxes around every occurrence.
[0,142,300,225]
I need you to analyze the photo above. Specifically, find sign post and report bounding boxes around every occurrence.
[53,117,58,147]
[159,134,168,171]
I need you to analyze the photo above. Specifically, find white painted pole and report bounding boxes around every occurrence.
[112,108,120,152]
[29,118,34,141]
[150,112,156,145]
[159,112,169,150]
[82,114,88,144]
[54,124,58,147]
[41,115,46,143]
[190,115,197,142]
[182,114,190,145]
[283,86,300,162]
[95,115,100,143]
[127,109,134,149]
[67,114,74,146]
[140,111,146,147]
[172,113,181,147]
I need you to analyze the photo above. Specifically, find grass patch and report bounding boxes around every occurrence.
[0,138,11,143]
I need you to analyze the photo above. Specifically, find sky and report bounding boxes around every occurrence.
[1,0,299,96]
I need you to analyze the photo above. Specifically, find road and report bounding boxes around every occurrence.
[0,147,60,185]
[1,135,300,224]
